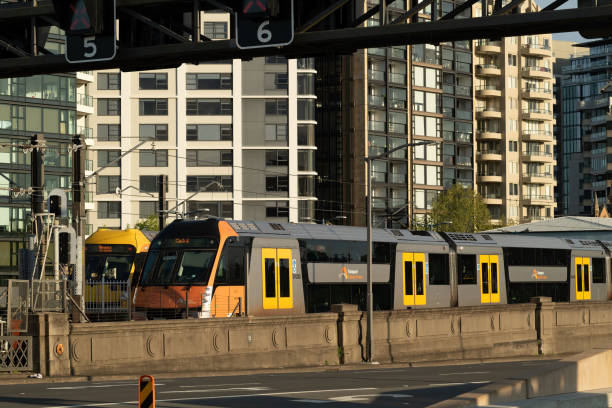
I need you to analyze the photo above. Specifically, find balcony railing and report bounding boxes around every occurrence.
[523,151,552,157]
[523,87,551,94]
[368,120,385,132]
[479,149,501,155]
[523,195,553,201]
[476,40,501,47]
[77,126,93,139]
[522,130,552,136]
[456,132,472,143]
[456,156,472,166]
[388,72,407,85]
[482,193,502,199]
[523,172,552,178]
[523,66,552,73]
[591,147,606,156]
[368,70,385,81]
[368,95,385,107]
[77,93,93,107]
[476,64,501,70]
[476,85,501,91]
[523,108,552,115]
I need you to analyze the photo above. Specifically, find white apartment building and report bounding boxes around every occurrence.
[86,14,317,231]
[474,0,556,224]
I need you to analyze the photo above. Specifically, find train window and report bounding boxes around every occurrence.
[176,251,215,284]
[491,263,498,294]
[481,262,489,294]
[373,242,393,264]
[506,248,568,266]
[593,258,606,283]
[217,247,246,285]
[415,262,424,295]
[429,254,449,285]
[301,240,392,264]
[404,261,413,295]
[584,264,590,292]
[457,255,477,284]
[265,258,276,297]
[156,252,177,284]
[576,264,583,292]
[139,251,159,284]
[279,258,290,297]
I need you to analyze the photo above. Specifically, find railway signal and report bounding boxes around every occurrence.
[235,0,294,49]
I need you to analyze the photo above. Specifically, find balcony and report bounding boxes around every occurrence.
[476,85,502,98]
[477,130,502,140]
[368,120,385,132]
[578,96,609,111]
[455,132,473,144]
[476,107,502,119]
[521,87,553,100]
[76,93,94,115]
[84,191,94,211]
[478,150,503,161]
[521,66,552,78]
[588,130,607,142]
[522,172,553,183]
[368,70,385,82]
[521,44,552,57]
[477,173,503,183]
[522,195,554,205]
[456,155,472,166]
[388,72,407,85]
[77,126,94,145]
[475,40,502,55]
[76,71,94,83]
[522,150,553,162]
[476,64,502,76]
[522,130,553,142]
[368,95,386,107]
[482,194,503,205]
[522,108,552,121]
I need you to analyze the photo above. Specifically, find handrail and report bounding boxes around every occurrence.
[229,297,242,318]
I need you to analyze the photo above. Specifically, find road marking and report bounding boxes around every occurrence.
[429,383,466,386]
[160,386,270,394]
[179,382,261,388]
[48,384,160,390]
[439,371,490,376]
[470,381,491,384]
[292,399,330,404]
[331,393,413,402]
[44,387,378,408]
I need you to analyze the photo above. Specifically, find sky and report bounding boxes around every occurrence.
[534,0,586,43]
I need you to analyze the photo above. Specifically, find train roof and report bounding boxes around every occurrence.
[226,220,448,244]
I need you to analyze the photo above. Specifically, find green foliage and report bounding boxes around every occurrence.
[430,184,491,233]
[135,214,159,231]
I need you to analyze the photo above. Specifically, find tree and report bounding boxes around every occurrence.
[135,214,159,231]
[430,184,491,232]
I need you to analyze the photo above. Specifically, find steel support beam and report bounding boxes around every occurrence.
[351,0,396,27]
[297,0,351,33]
[543,0,569,11]
[441,0,479,20]
[391,0,435,24]
[120,7,190,43]
[0,5,611,77]
[495,0,526,15]
[0,37,29,57]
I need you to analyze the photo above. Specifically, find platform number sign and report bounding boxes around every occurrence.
[62,0,117,63]
[235,0,294,49]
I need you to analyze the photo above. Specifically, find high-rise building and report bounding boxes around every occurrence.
[87,13,318,230]
[315,0,475,228]
[557,40,612,215]
[473,1,556,224]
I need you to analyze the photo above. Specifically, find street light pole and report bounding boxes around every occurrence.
[364,140,436,363]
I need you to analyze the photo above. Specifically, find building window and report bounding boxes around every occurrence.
[264,73,288,90]
[186,98,232,115]
[186,73,232,90]
[507,54,517,66]
[139,201,158,218]
[139,124,168,141]
[186,175,232,192]
[297,99,315,121]
[186,201,233,218]
[98,201,121,219]
[509,183,518,195]
[265,99,288,115]
[265,150,289,166]
[203,22,228,39]
[97,98,120,115]
[186,124,232,141]
[265,55,287,64]
[97,175,120,194]
[186,149,232,167]
[97,150,121,167]
[97,124,120,141]
[139,98,168,115]
[266,175,289,192]
[265,124,288,141]
[139,150,168,167]
[413,164,441,186]
[140,175,158,192]
[266,201,289,218]
[297,73,315,95]
[509,140,518,152]
[139,73,168,90]
[97,73,120,90]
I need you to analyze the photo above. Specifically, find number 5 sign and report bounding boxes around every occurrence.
[65,0,116,63]
[235,0,294,49]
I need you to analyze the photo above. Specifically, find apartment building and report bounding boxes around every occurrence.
[473,1,556,224]
[87,14,317,231]
[557,40,612,215]
[315,0,475,228]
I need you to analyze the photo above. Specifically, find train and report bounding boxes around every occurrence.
[132,219,612,319]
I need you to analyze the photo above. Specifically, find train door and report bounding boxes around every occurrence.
[575,257,591,300]
[402,252,426,306]
[479,255,500,304]
[262,248,293,309]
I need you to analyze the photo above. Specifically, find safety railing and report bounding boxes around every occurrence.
[84,280,131,321]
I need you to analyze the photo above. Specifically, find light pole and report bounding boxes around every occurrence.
[364,139,436,363]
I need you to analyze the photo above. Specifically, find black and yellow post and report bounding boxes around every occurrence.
[139,375,155,408]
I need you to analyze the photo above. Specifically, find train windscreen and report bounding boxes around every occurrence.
[86,254,134,281]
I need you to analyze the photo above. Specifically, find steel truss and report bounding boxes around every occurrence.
[0,0,610,77]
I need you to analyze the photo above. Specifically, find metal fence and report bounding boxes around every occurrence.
[0,335,32,372]
[84,280,131,321]
[0,280,33,372]
[31,280,68,313]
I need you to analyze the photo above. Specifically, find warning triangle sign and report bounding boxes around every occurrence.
[70,0,92,32]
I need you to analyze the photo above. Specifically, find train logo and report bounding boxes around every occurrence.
[340,266,363,280]
[531,268,548,280]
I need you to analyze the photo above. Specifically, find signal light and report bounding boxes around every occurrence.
[242,0,280,18]
[53,0,105,35]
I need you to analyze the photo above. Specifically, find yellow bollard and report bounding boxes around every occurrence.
[139,375,155,408]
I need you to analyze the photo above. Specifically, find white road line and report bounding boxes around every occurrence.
[470,381,491,384]
[47,384,136,390]
[429,383,466,386]
[291,399,330,404]
[439,371,490,376]
[178,382,261,388]
[44,387,378,408]
[160,386,270,394]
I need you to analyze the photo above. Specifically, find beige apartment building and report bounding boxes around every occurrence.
[85,13,317,232]
[474,1,556,224]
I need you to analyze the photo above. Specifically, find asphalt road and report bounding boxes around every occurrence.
[0,359,562,408]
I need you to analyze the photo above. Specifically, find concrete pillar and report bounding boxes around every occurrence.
[28,313,71,377]
[530,296,554,355]
[331,304,363,364]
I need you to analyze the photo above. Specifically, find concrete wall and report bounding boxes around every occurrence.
[27,299,612,377]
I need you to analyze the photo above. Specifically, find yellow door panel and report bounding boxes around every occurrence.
[583,257,591,300]
[480,255,490,303]
[414,253,426,306]
[262,248,278,309]
[277,248,293,309]
[402,253,414,306]
[575,257,584,300]
[490,255,500,303]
